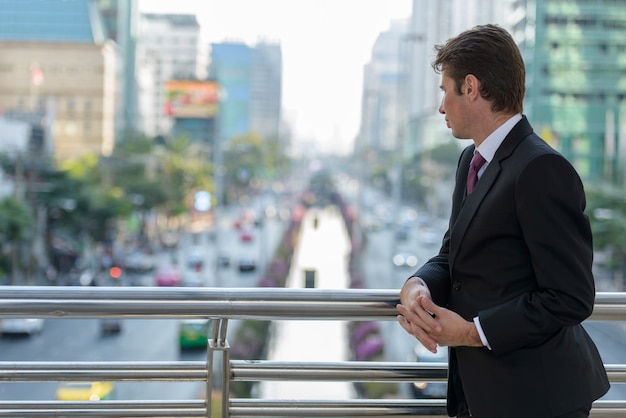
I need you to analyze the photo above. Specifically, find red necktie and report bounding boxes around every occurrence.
[467,151,486,194]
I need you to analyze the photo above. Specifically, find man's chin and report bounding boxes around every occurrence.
[450,130,471,141]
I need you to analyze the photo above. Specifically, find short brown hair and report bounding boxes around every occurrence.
[432,24,525,114]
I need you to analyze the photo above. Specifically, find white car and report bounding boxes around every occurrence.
[0,318,44,336]
[123,251,156,273]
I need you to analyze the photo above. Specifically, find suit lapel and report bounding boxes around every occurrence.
[448,117,534,268]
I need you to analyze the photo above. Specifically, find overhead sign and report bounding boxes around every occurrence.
[165,80,219,118]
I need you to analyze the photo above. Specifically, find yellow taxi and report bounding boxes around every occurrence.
[55,382,115,401]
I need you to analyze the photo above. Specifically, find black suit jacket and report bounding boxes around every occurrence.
[414,116,610,418]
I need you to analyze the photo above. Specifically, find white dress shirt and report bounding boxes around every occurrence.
[471,113,522,349]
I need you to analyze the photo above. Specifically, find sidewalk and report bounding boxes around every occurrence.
[259,206,356,399]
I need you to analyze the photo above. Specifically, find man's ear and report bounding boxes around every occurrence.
[464,74,480,99]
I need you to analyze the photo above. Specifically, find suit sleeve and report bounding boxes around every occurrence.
[413,232,452,306]
[478,153,596,355]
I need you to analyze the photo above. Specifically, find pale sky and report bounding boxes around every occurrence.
[139,0,412,155]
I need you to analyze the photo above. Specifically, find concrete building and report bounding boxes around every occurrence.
[0,0,117,160]
[360,18,409,155]
[136,13,203,137]
[250,42,283,142]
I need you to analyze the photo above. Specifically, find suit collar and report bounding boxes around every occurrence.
[476,113,523,163]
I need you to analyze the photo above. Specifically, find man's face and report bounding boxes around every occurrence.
[438,72,471,140]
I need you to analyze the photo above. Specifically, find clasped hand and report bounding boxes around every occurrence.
[397,279,482,353]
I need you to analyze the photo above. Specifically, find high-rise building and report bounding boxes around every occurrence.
[209,41,282,142]
[251,42,282,142]
[0,0,117,160]
[96,0,140,139]
[136,13,203,137]
[209,43,252,142]
[360,18,409,155]
[511,0,626,183]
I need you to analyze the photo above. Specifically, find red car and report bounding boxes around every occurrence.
[154,265,182,287]
[240,230,253,242]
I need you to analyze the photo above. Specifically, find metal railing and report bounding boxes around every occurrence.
[0,286,625,417]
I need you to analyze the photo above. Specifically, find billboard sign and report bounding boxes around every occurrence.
[165,80,219,118]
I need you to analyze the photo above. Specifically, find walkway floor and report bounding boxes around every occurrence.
[259,206,356,399]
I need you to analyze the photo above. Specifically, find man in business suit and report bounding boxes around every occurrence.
[396,24,610,418]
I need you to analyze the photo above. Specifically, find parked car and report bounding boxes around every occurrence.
[238,257,257,272]
[123,251,155,273]
[217,254,230,268]
[56,382,115,401]
[100,318,122,334]
[186,248,204,271]
[154,265,182,286]
[159,231,179,248]
[179,319,212,349]
[0,318,44,336]
[394,228,409,241]
[240,229,254,242]
[409,344,448,399]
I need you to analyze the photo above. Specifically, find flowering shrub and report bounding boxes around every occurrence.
[350,320,380,343]
[354,335,385,361]
[334,190,398,399]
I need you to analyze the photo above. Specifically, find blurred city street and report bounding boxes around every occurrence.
[261,206,356,399]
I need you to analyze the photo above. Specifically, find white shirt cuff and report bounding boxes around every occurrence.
[473,316,492,350]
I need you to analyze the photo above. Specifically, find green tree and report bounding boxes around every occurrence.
[158,135,214,216]
[223,133,291,203]
[402,141,460,205]
[51,154,131,243]
[0,197,35,283]
[225,134,263,182]
[261,136,291,180]
[585,185,626,282]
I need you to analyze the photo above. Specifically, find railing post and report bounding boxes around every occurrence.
[206,318,230,418]
[222,338,231,418]
[206,322,215,418]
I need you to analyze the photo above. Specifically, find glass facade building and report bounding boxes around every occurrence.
[0,0,106,43]
[516,0,626,183]
[210,43,253,141]
[209,41,282,142]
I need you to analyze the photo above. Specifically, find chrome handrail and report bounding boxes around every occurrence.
[1,287,623,320]
[0,286,624,417]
